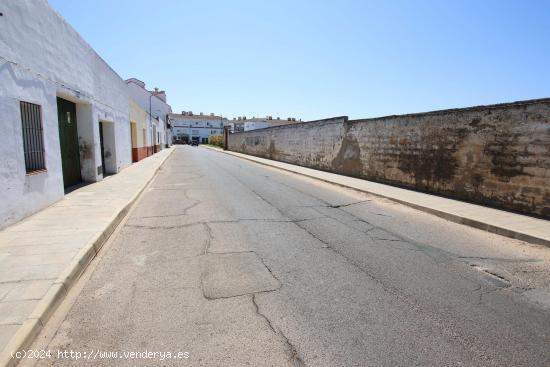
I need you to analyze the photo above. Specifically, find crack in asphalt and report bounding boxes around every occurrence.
[203,222,213,254]
[254,252,282,284]
[249,173,441,257]
[124,218,296,230]
[371,237,404,242]
[327,200,372,208]
[310,205,462,264]
[200,288,278,301]
[252,294,305,367]
[133,188,203,219]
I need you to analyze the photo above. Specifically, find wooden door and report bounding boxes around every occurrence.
[57,98,81,188]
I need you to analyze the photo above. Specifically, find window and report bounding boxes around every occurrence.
[20,101,46,173]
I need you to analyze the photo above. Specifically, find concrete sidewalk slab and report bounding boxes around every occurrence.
[0,148,174,367]
[203,145,550,247]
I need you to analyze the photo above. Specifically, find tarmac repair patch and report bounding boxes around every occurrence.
[201,252,280,299]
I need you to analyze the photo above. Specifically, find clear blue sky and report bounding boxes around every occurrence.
[48,0,550,121]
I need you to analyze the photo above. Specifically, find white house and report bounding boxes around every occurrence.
[228,116,301,131]
[126,78,172,152]
[170,112,228,143]
[0,1,139,228]
[227,120,245,133]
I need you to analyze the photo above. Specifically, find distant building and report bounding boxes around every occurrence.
[170,112,228,144]
[229,116,302,132]
[228,120,245,133]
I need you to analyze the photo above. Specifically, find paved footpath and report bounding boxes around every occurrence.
[0,148,173,367]
[18,146,550,367]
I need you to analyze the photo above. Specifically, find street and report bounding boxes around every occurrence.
[31,146,550,367]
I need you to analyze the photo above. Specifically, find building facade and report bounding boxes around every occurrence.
[228,120,245,133]
[170,112,228,143]
[129,99,150,162]
[228,116,301,132]
[0,1,167,228]
[126,78,172,152]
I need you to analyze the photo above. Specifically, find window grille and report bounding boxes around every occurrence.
[20,101,46,173]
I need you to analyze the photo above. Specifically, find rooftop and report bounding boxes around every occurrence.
[170,112,226,120]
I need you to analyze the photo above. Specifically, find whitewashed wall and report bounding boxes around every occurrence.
[0,61,64,227]
[126,82,172,148]
[0,0,133,228]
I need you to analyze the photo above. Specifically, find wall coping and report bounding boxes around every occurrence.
[228,98,550,136]
[350,98,550,124]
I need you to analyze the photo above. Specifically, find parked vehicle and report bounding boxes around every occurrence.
[191,141,199,146]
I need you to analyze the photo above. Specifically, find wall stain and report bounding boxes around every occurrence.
[331,135,364,177]
[470,117,481,127]
[396,131,457,190]
[78,137,92,160]
[268,140,277,160]
[484,128,525,180]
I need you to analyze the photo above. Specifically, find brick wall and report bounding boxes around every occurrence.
[228,99,550,218]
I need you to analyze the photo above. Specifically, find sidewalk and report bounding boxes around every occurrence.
[0,148,174,367]
[204,145,550,247]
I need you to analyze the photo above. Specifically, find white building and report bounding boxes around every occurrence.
[0,1,156,228]
[227,120,245,133]
[126,78,172,152]
[229,116,302,132]
[170,112,228,144]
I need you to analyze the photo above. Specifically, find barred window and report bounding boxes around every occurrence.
[20,101,46,173]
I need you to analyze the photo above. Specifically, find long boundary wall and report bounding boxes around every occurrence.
[228,99,550,219]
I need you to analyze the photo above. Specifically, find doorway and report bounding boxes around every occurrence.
[99,122,106,176]
[152,125,157,154]
[57,97,81,188]
[130,122,138,162]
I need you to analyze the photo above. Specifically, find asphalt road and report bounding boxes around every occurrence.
[31,146,550,367]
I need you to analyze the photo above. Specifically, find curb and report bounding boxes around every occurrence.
[0,148,174,367]
[202,145,550,248]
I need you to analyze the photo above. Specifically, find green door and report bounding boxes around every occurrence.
[57,98,81,188]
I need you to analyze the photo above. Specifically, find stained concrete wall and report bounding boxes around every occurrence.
[228,100,550,219]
